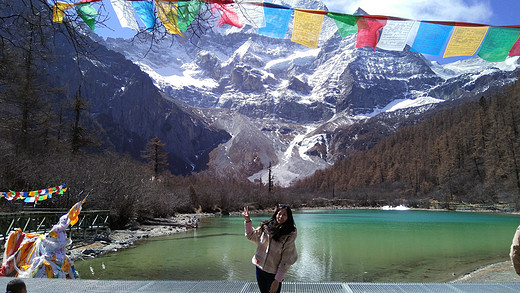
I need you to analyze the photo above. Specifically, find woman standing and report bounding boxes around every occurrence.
[242,204,298,293]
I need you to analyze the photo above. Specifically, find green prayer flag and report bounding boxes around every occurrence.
[76,3,98,31]
[177,0,202,32]
[327,12,359,37]
[478,26,520,62]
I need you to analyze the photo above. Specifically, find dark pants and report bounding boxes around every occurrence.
[256,266,282,293]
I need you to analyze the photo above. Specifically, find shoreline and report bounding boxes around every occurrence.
[67,214,205,262]
[66,210,520,283]
[452,261,520,283]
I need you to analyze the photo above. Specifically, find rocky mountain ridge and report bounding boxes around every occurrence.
[101,5,520,186]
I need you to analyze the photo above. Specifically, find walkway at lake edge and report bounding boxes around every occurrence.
[1,278,519,293]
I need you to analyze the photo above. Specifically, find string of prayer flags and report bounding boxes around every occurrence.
[291,9,326,49]
[132,0,156,31]
[52,0,100,24]
[257,3,292,39]
[411,22,453,55]
[156,1,183,36]
[110,0,139,31]
[0,184,67,202]
[356,16,387,50]
[478,27,520,62]
[52,0,520,63]
[443,25,489,58]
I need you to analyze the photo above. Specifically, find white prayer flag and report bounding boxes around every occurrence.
[110,0,139,31]
[377,20,415,51]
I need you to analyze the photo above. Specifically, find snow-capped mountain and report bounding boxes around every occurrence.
[103,4,520,186]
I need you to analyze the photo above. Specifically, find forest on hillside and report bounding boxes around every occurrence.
[293,80,520,210]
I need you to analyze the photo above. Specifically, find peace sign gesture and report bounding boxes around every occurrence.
[242,206,251,222]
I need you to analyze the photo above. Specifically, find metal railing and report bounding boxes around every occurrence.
[0,210,110,245]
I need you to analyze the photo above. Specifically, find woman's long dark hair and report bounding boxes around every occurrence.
[261,204,296,242]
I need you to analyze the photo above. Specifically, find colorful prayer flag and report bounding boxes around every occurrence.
[327,12,359,38]
[132,0,155,31]
[213,3,243,28]
[411,22,453,55]
[110,0,139,31]
[443,25,489,58]
[76,3,98,31]
[236,1,265,28]
[257,4,292,39]
[68,197,87,226]
[291,9,326,49]
[24,197,35,203]
[52,2,77,23]
[478,26,520,62]
[177,0,203,32]
[356,16,387,50]
[510,36,520,56]
[377,20,416,51]
[156,1,183,36]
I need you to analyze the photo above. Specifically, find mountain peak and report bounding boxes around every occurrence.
[354,7,368,15]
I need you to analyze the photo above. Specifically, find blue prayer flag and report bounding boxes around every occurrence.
[258,5,292,39]
[411,22,453,56]
[132,1,155,31]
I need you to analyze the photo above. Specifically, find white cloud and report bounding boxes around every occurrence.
[322,0,493,24]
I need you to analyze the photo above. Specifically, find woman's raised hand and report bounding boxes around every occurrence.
[242,206,251,222]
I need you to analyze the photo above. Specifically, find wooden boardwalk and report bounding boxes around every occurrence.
[0,278,519,293]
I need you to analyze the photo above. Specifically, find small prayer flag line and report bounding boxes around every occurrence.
[1,184,67,202]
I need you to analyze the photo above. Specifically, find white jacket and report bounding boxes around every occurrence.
[245,221,298,282]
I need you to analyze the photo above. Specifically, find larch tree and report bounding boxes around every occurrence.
[141,136,169,177]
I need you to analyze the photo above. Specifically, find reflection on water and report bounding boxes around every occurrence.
[76,209,520,282]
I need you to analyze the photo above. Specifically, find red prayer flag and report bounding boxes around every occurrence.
[356,16,387,50]
[213,3,243,28]
[509,37,520,57]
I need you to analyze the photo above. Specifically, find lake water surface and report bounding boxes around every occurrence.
[75,209,520,282]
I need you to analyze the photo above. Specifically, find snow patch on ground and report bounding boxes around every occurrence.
[362,96,444,118]
[136,62,218,90]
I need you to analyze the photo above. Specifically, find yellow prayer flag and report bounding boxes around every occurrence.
[291,9,325,49]
[443,26,489,58]
[52,2,76,23]
[68,196,87,226]
[156,1,183,36]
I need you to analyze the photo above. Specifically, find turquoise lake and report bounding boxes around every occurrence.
[75,209,520,282]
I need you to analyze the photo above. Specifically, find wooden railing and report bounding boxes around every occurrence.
[0,210,110,245]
